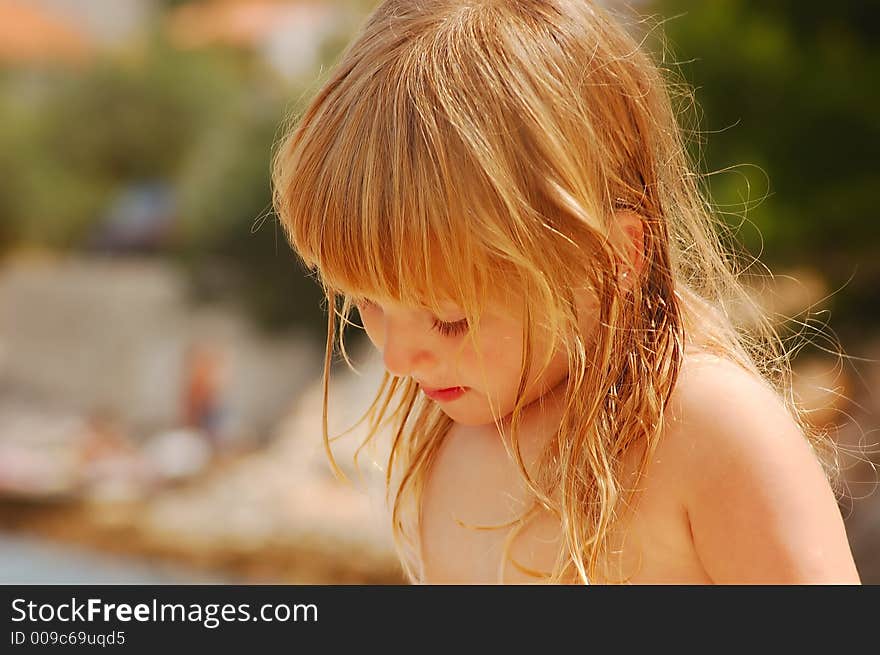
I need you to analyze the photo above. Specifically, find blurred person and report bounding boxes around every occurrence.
[271,0,860,584]
[181,342,228,452]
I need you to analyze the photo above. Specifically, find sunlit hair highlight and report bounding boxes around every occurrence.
[271,0,843,584]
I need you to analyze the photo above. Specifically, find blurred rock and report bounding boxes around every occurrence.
[732,267,829,329]
[142,428,213,483]
[137,338,401,580]
[791,355,853,430]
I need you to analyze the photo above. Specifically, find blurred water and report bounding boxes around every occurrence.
[0,531,231,584]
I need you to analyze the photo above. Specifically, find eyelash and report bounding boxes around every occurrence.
[354,298,469,338]
[433,318,469,337]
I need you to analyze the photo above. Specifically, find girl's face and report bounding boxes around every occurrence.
[351,212,641,426]
[354,288,599,426]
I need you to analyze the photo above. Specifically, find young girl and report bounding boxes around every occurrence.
[271,0,861,584]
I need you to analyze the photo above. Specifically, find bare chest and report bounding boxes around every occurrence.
[418,426,711,584]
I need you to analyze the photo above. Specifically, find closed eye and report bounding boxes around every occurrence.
[432,317,469,337]
[354,297,468,338]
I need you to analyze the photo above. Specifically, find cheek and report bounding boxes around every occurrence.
[357,308,384,349]
[471,318,571,401]
[461,323,524,388]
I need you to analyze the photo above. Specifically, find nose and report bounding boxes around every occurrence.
[381,319,438,379]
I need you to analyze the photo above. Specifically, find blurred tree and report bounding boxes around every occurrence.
[172,81,328,338]
[159,0,203,8]
[0,20,341,339]
[648,0,880,335]
[0,35,243,249]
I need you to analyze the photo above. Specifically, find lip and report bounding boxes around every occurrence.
[420,385,469,402]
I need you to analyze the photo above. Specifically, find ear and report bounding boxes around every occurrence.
[612,209,645,291]
[571,209,645,326]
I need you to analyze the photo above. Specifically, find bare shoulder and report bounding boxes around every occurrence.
[660,351,822,497]
[662,352,804,460]
[657,351,860,583]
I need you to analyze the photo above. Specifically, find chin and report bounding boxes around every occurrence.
[439,403,511,427]
[444,413,494,427]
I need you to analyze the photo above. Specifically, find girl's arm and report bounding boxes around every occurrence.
[670,357,861,584]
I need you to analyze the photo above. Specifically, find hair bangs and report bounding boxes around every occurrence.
[275,55,525,319]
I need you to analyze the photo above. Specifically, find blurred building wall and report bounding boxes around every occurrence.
[0,255,320,442]
[25,0,157,49]
[166,0,352,82]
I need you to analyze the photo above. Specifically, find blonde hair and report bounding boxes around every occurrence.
[271,0,842,584]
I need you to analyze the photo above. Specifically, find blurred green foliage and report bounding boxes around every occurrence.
[0,32,328,338]
[649,0,880,333]
[0,34,238,247]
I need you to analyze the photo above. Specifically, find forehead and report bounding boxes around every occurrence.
[325,263,523,316]
[351,290,466,315]
[333,276,518,309]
